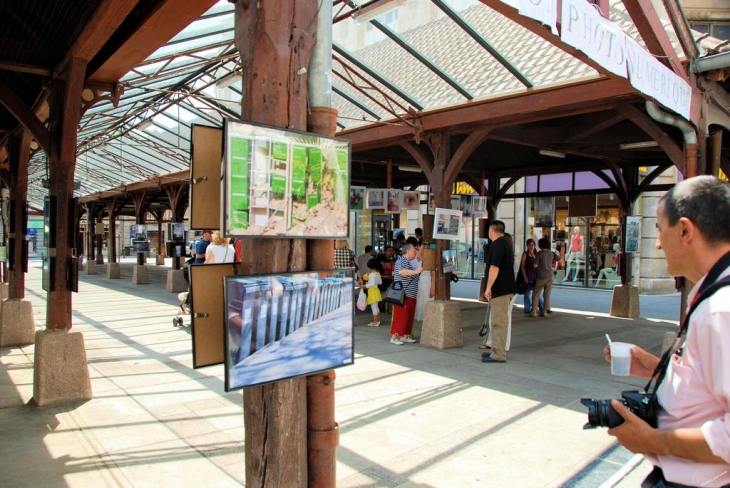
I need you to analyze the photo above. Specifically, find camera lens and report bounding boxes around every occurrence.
[580,398,625,429]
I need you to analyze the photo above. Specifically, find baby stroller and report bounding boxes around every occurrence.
[173,258,194,327]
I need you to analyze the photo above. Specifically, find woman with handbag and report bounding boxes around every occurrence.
[389,243,423,345]
[521,238,542,315]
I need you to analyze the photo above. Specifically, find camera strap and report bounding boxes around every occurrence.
[644,250,730,396]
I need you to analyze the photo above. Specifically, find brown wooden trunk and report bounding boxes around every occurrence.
[47,58,85,330]
[234,1,318,486]
[8,130,30,299]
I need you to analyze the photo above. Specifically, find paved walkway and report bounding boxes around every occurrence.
[0,258,681,487]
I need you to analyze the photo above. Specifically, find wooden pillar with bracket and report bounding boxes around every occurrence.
[35,57,92,406]
[233,0,318,485]
[1,130,34,348]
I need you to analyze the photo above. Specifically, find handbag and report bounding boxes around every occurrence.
[384,281,406,306]
[479,301,490,337]
[515,271,526,295]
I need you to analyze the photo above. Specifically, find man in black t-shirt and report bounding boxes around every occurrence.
[482,220,516,363]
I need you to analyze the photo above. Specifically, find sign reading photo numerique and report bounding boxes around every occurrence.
[223,119,351,238]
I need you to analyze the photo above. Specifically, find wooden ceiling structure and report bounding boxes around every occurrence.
[0,0,728,226]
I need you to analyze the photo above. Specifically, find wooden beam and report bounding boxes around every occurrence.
[88,0,218,83]
[341,78,640,150]
[0,78,51,154]
[622,0,687,80]
[61,0,141,67]
[565,113,625,143]
[614,103,684,170]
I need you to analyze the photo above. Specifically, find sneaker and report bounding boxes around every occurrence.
[401,335,417,343]
[390,337,403,345]
[367,321,381,327]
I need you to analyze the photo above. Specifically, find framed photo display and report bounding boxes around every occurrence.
[433,208,463,240]
[367,189,386,209]
[402,191,419,210]
[222,118,351,238]
[534,196,555,227]
[472,196,487,214]
[625,216,640,253]
[350,186,365,212]
[386,189,402,213]
[223,269,354,391]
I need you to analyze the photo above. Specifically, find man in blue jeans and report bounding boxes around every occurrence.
[482,220,516,363]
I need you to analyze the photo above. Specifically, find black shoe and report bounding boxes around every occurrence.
[481,357,506,363]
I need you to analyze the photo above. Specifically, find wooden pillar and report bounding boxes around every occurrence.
[46,58,84,329]
[234,0,318,485]
[105,198,118,263]
[7,130,31,299]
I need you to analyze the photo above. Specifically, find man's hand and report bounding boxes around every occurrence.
[603,345,660,379]
[607,400,663,455]
[484,286,492,301]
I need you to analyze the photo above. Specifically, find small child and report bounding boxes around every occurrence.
[365,258,383,327]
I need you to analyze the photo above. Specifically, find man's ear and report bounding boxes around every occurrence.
[678,217,695,241]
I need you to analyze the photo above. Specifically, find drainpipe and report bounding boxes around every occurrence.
[306,2,339,488]
[645,101,698,322]
[645,101,698,177]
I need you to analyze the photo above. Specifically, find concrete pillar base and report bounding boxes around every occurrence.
[420,300,463,349]
[0,282,8,300]
[610,285,640,318]
[33,330,92,407]
[106,262,121,279]
[86,260,98,275]
[156,255,165,265]
[95,254,104,264]
[166,270,186,293]
[132,265,149,284]
[0,299,35,347]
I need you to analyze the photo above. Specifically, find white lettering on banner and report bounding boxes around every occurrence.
[625,37,691,120]
[518,0,558,35]
[560,0,626,77]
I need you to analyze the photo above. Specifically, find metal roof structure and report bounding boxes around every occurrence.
[0,0,728,214]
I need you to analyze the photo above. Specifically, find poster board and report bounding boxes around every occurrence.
[350,186,365,212]
[433,208,463,240]
[223,269,354,391]
[222,118,351,238]
[568,195,597,217]
[190,124,223,230]
[190,262,245,368]
[534,196,555,227]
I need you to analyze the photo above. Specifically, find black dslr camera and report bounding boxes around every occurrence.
[580,390,659,429]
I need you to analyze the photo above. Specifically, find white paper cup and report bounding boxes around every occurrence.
[610,342,635,376]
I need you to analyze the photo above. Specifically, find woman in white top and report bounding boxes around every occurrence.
[205,231,235,264]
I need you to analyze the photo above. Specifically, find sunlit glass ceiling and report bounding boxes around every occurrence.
[25,0,701,209]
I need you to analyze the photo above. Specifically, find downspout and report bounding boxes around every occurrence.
[645,101,698,177]
[305,3,340,488]
[307,0,332,108]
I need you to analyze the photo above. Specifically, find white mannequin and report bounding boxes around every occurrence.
[563,226,584,282]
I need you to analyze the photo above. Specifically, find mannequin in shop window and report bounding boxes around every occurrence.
[563,226,584,282]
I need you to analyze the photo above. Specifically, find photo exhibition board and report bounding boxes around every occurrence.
[190,124,223,230]
[350,186,365,212]
[432,208,464,241]
[223,118,351,238]
[223,269,355,391]
[190,262,245,368]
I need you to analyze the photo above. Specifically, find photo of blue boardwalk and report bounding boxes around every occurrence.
[225,271,354,390]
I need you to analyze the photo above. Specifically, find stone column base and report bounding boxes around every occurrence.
[96,254,104,264]
[610,285,640,318]
[106,262,121,279]
[132,265,149,284]
[86,260,98,275]
[420,300,463,349]
[0,299,34,346]
[0,282,8,300]
[33,330,92,406]
[156,255,165,265]
[166,270,186,293]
